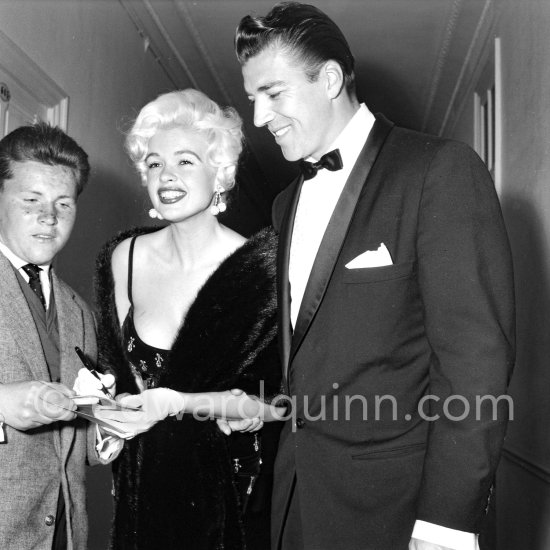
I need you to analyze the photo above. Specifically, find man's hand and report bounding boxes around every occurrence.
[216,417,264,435]
[409,538,454,550]
[0,380,76,430]
[214,388,264,435]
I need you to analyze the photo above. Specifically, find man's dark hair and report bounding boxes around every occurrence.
[0,122,90,194]
[235,1,355,95]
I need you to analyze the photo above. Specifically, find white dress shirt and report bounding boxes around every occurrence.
[289,104,374,327]
[0,240,52,309]
[287,104,479,550]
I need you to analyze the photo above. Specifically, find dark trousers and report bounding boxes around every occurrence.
[280,476,304,550]
[52,486,67,550]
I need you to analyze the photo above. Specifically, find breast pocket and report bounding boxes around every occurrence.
[342,260,415,284]
[340,260,420,362]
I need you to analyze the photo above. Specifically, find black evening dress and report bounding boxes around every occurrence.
[95,227,282,550]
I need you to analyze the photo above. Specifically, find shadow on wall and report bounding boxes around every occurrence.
[494,193,550,550]
[355,62,423,132]
[224,147,293,237]
[56,166,156,304]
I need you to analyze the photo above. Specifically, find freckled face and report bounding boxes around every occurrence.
[0,160,78,265]
[145,127,218,223]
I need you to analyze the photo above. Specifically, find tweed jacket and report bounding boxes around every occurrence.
[0,251,98,550]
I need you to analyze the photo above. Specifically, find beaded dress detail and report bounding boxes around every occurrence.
[121,235,168,389]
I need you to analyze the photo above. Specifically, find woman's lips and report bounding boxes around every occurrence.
[158,189,186,204]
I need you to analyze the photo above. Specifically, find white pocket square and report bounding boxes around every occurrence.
[345,243,393,269]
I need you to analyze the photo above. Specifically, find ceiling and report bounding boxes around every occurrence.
[118,0,486,186]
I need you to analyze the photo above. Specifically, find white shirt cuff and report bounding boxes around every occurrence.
[95,425,124,464]
[412,520,479,550]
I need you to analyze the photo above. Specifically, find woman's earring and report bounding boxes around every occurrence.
[148,208,164,220]
[210,185,226,216]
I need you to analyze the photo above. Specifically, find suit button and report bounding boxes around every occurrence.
[296,417,305,429]
[44,515,55,526]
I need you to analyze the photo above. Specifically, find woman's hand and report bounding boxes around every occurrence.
[73,368,116,399]
[95,388,186,437]
[96,387,287,438]
[120,388,186,419]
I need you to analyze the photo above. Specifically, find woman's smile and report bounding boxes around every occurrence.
[158,187,187,204]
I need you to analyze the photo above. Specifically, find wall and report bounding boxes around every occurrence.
[0,0,178,298]
[443,0,550,547]
[495,0,550,547]
[0,1,175,548]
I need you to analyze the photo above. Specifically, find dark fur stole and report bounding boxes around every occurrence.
[94,226,281,550]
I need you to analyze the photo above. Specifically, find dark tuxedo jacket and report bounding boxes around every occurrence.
[271,115,515,550]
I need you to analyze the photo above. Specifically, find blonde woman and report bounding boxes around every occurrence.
[96,89,283,549]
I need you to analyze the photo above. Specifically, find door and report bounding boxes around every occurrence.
[0,28,67,138]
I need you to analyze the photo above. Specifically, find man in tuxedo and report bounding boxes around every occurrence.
[235,2,515,549]
[0,122,98,549]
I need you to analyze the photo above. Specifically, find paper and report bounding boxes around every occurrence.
[73,404,138,438]
[72,396,141,438]
[72,395,139,411]
[37,381,140,439]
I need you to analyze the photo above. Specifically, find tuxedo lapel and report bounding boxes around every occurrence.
[277,176,305,377]
[0,252,51,381]
[289,115,394,370]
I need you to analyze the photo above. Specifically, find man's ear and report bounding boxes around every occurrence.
[324,60,345,100]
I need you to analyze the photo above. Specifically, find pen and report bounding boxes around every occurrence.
[74,346,112,397]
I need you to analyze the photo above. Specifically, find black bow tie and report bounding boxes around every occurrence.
[299,149,343,181]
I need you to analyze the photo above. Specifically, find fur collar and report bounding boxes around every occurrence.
[94,225,281,549]
[95,225,280,396]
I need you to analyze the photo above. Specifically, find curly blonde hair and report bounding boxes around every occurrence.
[126,89,243,189]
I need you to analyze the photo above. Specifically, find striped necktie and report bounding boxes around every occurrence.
[22,263,46,309]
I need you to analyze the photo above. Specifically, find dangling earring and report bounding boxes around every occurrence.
[210,185,226,216]
[148,208,164,220]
